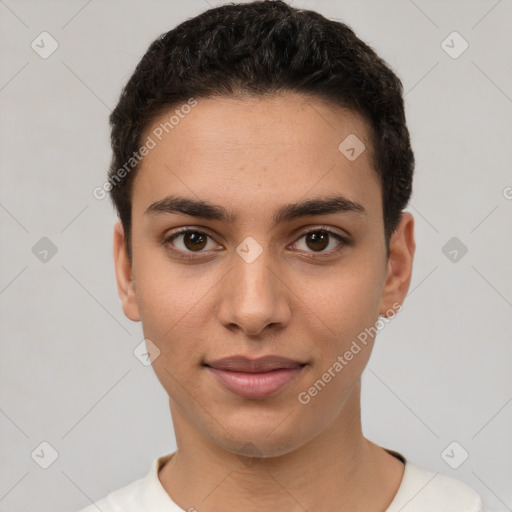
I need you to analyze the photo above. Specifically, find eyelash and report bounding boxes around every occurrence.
[162,225,351,261]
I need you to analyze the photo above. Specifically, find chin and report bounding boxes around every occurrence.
[222,435,303,461]
[206,414,311,460]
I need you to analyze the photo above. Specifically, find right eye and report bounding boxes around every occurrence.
[163,228,222,259]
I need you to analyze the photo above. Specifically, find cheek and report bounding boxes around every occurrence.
[298,259,385,348]
[133,243,202,327]
[132,264,199,362]
[295,274,379,412]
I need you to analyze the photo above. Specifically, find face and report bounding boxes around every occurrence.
[113,92,414,457]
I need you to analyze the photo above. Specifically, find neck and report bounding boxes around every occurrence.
[158,380,404,512]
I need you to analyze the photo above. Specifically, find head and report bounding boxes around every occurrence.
[111,1,415,459]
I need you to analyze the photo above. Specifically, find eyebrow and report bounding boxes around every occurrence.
[145,194,367,225]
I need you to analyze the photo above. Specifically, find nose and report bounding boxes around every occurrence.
[216,241,291,337]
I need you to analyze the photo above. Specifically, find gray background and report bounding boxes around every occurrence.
[1,0,511,511]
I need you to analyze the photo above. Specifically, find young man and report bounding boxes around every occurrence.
[81,1,484,510]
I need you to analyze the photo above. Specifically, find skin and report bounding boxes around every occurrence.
[113,92,415,512]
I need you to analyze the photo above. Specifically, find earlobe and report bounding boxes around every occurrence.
[379,212,416,317]
[113,221,141,322]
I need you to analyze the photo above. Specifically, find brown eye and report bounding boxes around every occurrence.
[305,231,330,252]
[293,228,346,254]
[182,232,207,251]
[163,226,349,262]
[165,230,216,254]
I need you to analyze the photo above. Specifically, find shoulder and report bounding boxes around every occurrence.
[387,459,484,512]
[75,474,148,512]
[74,453,179,512]
[418,468,484,512]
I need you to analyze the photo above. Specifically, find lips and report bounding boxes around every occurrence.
[203,355,306,399]
[204,355,305,372]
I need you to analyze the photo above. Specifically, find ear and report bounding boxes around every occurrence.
[113,221,141,322]
[379,212,416,317]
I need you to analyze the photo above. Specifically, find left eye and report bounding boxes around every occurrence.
[292,229,346,253]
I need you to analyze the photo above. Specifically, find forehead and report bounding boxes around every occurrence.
[132,92,381,222]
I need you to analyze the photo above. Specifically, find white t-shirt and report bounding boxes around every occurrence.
[77,450,484,511]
